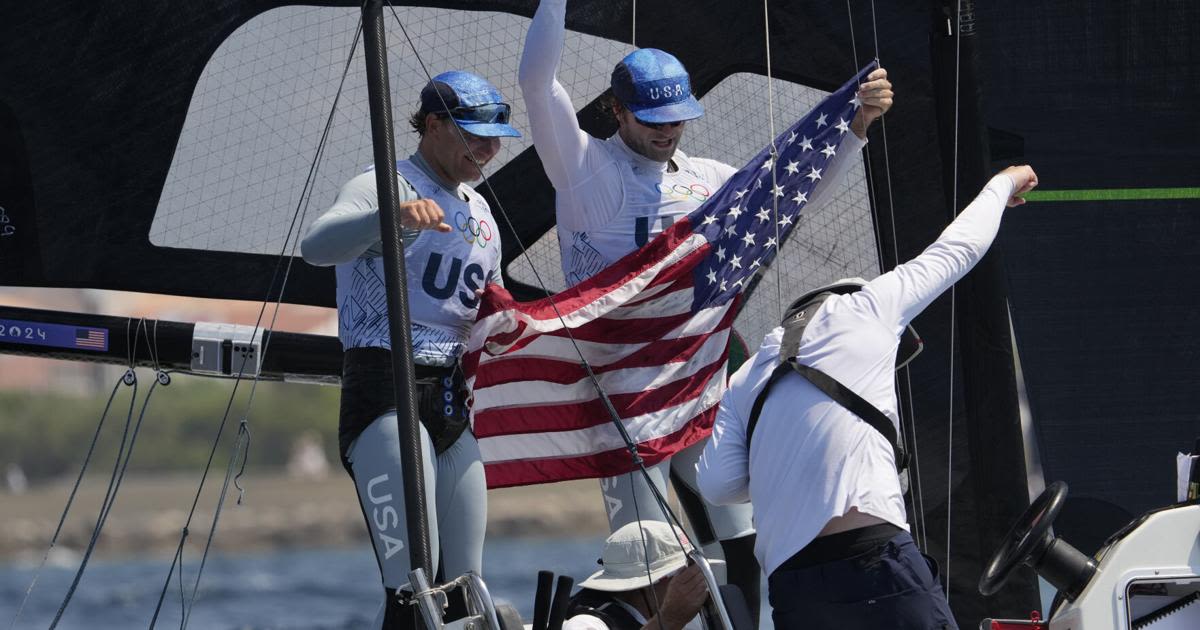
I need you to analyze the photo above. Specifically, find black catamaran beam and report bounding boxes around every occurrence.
[931,0,1039,620]
[361,0,435,580]
[0,305,341,383]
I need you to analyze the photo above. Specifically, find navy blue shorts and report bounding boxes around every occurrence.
[767,531,958,630]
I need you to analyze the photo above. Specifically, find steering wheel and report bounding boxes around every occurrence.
[978,481,1068,596]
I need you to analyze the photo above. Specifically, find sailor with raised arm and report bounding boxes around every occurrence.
[519,0,894,618]
[300,71,519,630]
[697,165,1039,629]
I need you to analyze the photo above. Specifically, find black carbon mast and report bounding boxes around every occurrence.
[360,0,434,580]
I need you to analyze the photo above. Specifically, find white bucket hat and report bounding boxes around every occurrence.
[579,521,693,592]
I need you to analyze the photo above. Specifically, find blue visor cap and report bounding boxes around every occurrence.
[611,49,704,124]
[420,70,521,138]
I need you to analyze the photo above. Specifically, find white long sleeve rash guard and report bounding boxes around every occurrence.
[518,0,864,285]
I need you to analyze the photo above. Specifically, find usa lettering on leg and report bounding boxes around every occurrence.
[600,476,624,521]
[367,474,406,559]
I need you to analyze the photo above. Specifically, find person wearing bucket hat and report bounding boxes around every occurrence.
[563,521,710,630]
[519,0,894,621]
[301,69,520,629]
[697,165,1039,629]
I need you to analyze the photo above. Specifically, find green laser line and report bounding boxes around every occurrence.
[1024,188,1200,202]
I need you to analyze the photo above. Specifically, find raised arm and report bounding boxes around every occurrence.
[518,0,595,193]
[857,165,1038,331]
[800,67,893,220]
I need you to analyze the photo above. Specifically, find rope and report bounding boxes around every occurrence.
[944,0,964,603]
[52,372,166,629]
[763,0,785,319]
[631,0,636,48]
[6,368,134,630]
[845,0,929,551]
[147,16,365,629]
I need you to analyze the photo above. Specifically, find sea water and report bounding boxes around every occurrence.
[1,538,772,629]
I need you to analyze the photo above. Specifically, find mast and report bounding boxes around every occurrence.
[930,0,1039,619]
[361,0,434,577]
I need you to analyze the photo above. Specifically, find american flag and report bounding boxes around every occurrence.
[464,64,875,488]
[74,328,108,350]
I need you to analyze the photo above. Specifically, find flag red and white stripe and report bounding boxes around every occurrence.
[464,64,873,488]
[464,224,737,488]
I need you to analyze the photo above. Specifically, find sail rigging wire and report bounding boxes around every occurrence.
[179,94,347,625]
[51,324,170,628]
[6,367,136,630]
[630,0,636,47]
[944,0,964,604]
[840,0,930,553]
[865,0,929,552]
[762,0,785,320]
[142,19,367,629]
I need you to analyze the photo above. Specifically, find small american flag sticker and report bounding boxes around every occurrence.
[74,328,107,350]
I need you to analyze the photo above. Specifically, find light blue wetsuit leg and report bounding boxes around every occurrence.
[346,411,439,628]
[598,461,672,530]
[434,430,486,579]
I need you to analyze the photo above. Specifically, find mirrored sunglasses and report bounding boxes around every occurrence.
[633,117,685,131]
[443,103,511,125]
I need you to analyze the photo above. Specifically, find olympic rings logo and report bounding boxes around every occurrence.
[655,183,712,201]
[455,211,493,249]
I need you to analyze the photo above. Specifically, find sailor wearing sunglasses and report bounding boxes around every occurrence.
[301,70,519,630]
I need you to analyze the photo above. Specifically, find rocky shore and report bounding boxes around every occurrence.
[0,472,612,561]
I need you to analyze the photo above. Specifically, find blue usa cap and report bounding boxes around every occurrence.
[610,49,704,124]
[420,70,521,138]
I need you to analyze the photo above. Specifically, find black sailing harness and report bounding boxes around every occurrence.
[745,285,923,474]
[338,347,471,465]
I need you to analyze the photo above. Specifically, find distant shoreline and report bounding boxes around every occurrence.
[1,472,612,561]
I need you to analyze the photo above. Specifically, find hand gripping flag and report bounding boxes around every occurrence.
[464,64,877,488]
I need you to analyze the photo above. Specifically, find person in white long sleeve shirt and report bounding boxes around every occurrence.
[697,165,1039,629]
[518,0,895,619]
[301,70,520,630]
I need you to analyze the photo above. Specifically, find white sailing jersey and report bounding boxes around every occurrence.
[556,139,735,284]
[303,159,502,365]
